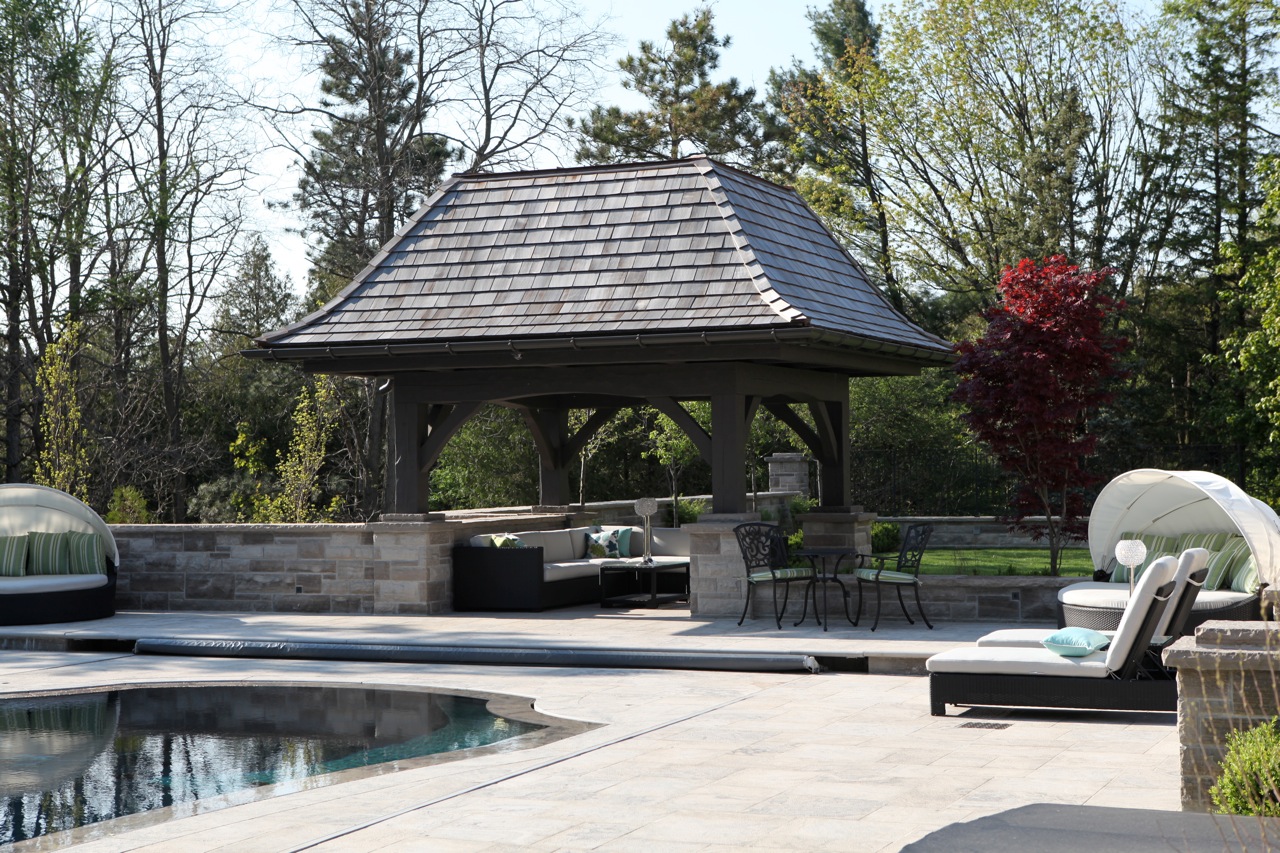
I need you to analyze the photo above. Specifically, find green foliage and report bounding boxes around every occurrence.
[34,322,90,502]
[668,497,707,526]
[1211,717,1280,817]
[644,403,710,526]
[871,521,900,554]
[573,6,767,167]
[105,486,152,524]
[429,405,539,510]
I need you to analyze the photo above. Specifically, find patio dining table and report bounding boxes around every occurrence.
[794,547,866,631]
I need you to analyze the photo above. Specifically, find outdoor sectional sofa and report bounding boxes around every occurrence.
[452,525,690,611]
[0,484,119,626]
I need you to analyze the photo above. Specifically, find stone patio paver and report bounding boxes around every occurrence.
[0,610,1182,852]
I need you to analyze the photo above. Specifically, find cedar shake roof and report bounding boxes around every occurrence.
[253,156,952,365]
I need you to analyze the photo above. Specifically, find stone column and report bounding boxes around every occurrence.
[1163,620,1280,810]
[766,452,810,495]
[685,512,759,617]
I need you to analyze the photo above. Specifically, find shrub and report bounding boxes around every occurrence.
[1211,717,1280,816]
[788,495,818,519]
[669,497,707,525]
[871,522,901,554]
[106,486,152,524]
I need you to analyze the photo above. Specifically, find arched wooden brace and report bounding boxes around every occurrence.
[763,399,850,508]
[648,395,761,514]
[386,390,482,513]
[517,406,620,507]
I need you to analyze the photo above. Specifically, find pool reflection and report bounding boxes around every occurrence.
[0,685,540,843]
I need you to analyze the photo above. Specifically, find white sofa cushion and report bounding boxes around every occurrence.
[0,573,110,595]
[542,561,600,583]
[650,528,690,557]
[926,645,1111,677]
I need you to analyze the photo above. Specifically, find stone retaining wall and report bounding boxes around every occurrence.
[1164,620,1280,811]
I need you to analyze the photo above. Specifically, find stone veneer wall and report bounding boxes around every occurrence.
[1164,620,1280,811]
[112,522,458,615]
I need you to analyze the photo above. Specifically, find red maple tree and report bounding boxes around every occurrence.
[952,256,1127,574]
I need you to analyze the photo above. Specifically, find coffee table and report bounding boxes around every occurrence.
[599,558,690,608]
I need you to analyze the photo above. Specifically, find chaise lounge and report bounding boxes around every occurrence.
[926,555,1179,716]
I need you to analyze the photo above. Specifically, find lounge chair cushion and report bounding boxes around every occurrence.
[0,535,25,577]
[1105,556,1176,672]
[1042,627,1111,657]
[0,573,110,594]
[27,532,69,576]
[925,645,1112,677]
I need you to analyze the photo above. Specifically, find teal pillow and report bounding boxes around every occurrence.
[66,531,105,575]
[588,528,625,558]
[1042,627,1111,657]
[27,531,69,575]
[0,535,26,577]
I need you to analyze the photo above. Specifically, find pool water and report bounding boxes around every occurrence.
[0,684,543,843]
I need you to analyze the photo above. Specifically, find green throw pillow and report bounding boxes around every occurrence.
[65,531,104,575]
[1042,627,1111,657]
[1230,556,1260,594]
[1205,538,1251,590]
[27,531,69,576]
[0,535,26,577]
[1177,531,1232,553]
[491,535,524,549]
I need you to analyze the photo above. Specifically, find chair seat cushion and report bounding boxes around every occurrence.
[925,645,1111,677]
[0,573,110,594]
[748,567,812,583]
[854,569,918,584]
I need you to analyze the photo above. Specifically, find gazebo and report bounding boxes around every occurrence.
[246,156,953,515]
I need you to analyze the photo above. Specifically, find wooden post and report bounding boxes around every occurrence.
[710,393,749,514]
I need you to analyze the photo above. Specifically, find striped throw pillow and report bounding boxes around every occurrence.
[66,531,105,575]
[1230,556,1260,594]
[1177,532,1232,553]
[27,532,69,576]
[1204,538,1251,590]
[0,535,26,576]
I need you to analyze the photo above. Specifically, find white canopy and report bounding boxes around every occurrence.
[1088,469,1280,585]
[0,483,119,565]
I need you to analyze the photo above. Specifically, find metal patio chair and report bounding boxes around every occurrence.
[852,523,934,631]
[733,522,814,629]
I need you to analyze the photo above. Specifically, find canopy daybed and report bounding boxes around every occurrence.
[1058,469,1280,631]
[0,484,119,625]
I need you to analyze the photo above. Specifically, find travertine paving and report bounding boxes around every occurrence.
[1,610,1180,852]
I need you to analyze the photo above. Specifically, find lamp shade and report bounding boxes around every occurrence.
[1115,539,1147,568]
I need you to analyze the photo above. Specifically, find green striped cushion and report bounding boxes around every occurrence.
[748,567,812,583]
[854,568,919,584]
[1176,532,1232,553]
[0,535,26,576]
[1114,550,1175,583]
[1230,556,1260,594]
[66,531,105,575]
[27,532,69,576]
[1204,538,1250,590]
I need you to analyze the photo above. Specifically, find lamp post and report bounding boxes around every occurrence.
[1115,539,1147,597]
[634,497,658,566]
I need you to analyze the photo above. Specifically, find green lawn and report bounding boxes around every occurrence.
[902,547,1095,577]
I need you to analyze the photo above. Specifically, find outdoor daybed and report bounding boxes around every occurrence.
[452,525,689,611]
[0,484,119,625]
[1057,469,1280,631]
[927,555,1179,716]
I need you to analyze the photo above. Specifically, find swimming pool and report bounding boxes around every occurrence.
[0,683,552,844]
